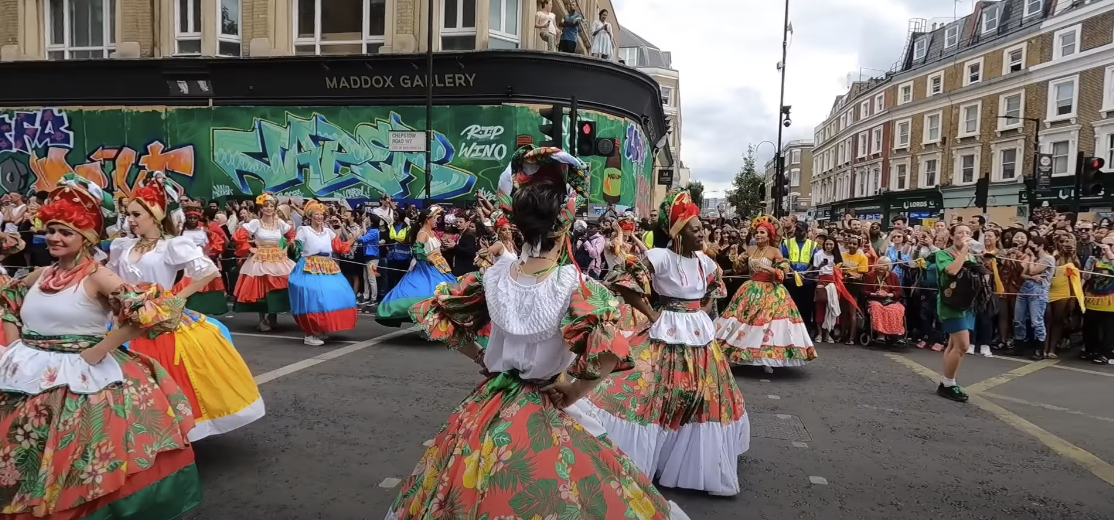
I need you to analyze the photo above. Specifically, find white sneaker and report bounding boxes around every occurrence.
[966,345,975,355]
[303,335,324,346]
[979,345,993,358]
[763,366,774,374]
[258,321,272,332]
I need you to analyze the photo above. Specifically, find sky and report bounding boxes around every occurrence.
[610,0,969,199]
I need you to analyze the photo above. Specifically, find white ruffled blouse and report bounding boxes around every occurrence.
[108,236,219,287]
[644,248,717,347]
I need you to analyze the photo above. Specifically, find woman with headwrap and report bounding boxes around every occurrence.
[174,199,228,315]
[109,178,264,441]
[581,188,750,496]
[375,204,459,327]
[288,200,359,346]
[394,145,692,519]
[0,176,200,519]
[714,216,817,373]
[232,192,297,331]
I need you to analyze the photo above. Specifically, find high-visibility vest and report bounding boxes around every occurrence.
[784,239,815,265]
[642,230,654,246]
[389,225,408,242]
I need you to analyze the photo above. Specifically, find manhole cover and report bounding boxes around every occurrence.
[750,412,813,442]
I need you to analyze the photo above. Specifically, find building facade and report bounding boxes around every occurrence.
[762,140,814,216]
[812,0,1114,228]
[0,0,671,216]
[617,27,687,209]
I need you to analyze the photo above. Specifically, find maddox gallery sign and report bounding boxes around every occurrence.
[326,73,478,90]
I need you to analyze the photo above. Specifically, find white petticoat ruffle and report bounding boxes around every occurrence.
[385,500,693,520]
[0,341,124,395]
[714,316,816,367]
[579,400,751,497]
[648,309,717,347]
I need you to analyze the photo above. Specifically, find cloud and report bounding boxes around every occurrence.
[610,0,960,196]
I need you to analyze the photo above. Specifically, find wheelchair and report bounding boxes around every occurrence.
[859,295,909,349]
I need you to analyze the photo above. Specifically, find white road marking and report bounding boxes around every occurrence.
[767,395,781,400]
[776,414,792,419]
[793,442,809,448]
[378,478,401,488]
[232,331,357,343]
[759,379,771,383]
[809,476,828,485]
[254,327,417,385]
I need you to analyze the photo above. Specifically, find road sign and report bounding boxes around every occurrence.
[389,131,427,152]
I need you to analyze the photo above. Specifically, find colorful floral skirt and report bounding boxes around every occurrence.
[582,334,750,496]
[714,280,818,367]
[289,256,358,335]
[233,246,294,314]
[0,337,201,520]
[126,311,265,442]
[867,300,906,335]
[384,371,691,520]
[173,276,228,316]
[376,260,456,327]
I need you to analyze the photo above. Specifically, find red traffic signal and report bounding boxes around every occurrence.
[1081,156,1106,197]
[1085,157,1105,171]
[580,122,592,135]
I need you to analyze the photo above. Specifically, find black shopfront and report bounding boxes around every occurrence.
[815,189,944,229]
[1022,176,1114,212]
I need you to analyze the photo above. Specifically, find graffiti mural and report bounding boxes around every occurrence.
[0,104,654,210]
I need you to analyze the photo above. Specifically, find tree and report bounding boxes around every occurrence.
[686,180,705,208]
[726,145,765,219]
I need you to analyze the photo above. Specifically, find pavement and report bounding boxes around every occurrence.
[193,312,1114,520]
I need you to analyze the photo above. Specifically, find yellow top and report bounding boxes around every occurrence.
[1048,264,1071,301]
[841,251,869,278]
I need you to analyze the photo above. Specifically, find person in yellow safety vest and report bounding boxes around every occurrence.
[642,229,654,248]
[781,222,818,337]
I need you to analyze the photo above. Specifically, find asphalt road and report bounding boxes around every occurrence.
[192,311,1114,520]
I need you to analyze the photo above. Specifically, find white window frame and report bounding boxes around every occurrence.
[898,82,913,105]
[174,0,201,55]
[1024,0,1043,17]
[1053,25,1080,60]
[958,101,981,138]
[990,139,1023,182]
[945,25,959,48]
[1046,75,1079,121]
[857,132,868,159]
[619,47,638,65]
[927,71,944,97]
[871,127,883,154]
[998,90,1025,131]
[217,0,242,57]
[488,0,521,48]
[964,57,983,87]
[1103,65,1114,113]
[913,37,927,60]
[660,85,674,107]
[791,149,801,164]
[1049,140,1073,176]
[953,146,981,186]
[44,0,117,60]
[1003,43,1026,75]
[982,7,999,34]
[890,160,909,191]
[919,153,941,188]
[293,0,387,55]
[923,111,942,145]
[1039,127,1079,177]
[860,100,871,120]
[790,168,801,188]
[874,93,884,113]
[441,0,478,49]
[894,118,911,149]
[1100,128,1114,168]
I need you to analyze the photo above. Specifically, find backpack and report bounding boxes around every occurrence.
[941,259,992,312]
[573,239,593,271]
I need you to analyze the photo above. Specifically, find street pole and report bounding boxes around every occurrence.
[1072,150,1083,215]
[424,0,434,204]
[774,0,790,219]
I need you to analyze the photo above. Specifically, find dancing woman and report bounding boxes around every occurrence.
[391,146,691,519]
[288,200,359,346]
[233,193,296,332]
[583,188,749,496]
[375,205,457,327]
[714,216,817,373]
[0,176,200,520]
[176,199,228,315]
[109,179,264,441]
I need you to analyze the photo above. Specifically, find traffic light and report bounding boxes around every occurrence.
[538,104,564,148]
[974,176,990,208]
[1080,156,1105,197]
[576,120,595,156]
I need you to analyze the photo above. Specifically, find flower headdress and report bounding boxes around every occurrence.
[303,199,326,217]
[182,199,203,218]
[658,188,701,240]
[256,192,277,207]
[751,215,779,242]
[618,214,637,233]
[132,175,178,222]
[496,146,588,259]
[492,209,511,230]
[38,174,116,245]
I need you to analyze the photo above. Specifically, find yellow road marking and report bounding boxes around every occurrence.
[963,358,1060,394]
[885,353,1114,488]
[981,392,1114,425]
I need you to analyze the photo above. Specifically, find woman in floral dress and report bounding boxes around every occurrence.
[581,188,749,496]
[0,176,200,520]
[392,146,690,520]
[714,216,817,373]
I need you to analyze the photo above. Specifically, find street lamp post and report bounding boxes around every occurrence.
[773,0,791,219]
[424,0,434,203]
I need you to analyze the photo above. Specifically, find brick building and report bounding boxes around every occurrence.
[762,140,814,217]
[812,0,1114,228]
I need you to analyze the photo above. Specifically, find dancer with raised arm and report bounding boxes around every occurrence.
[389,146,691,520]
[109,178,264,441]
[0,176,200,520]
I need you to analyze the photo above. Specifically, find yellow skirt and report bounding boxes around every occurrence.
[1049,267,1070,302]
[129,311,265,442]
